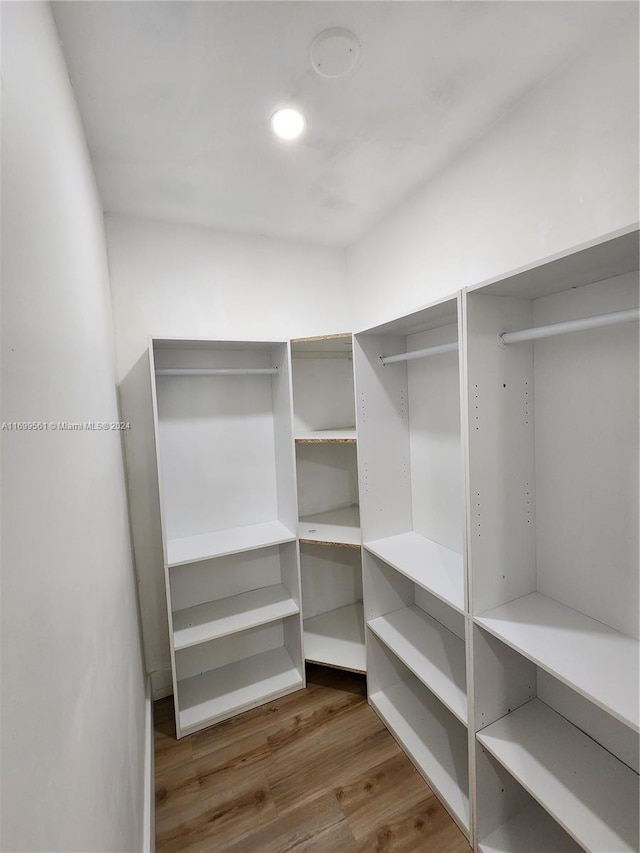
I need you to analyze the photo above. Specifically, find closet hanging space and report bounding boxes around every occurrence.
[149,338,304,738]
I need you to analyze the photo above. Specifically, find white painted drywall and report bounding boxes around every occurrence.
[347,21,639,330]
[1,5,147,851]
[106,215,346,690]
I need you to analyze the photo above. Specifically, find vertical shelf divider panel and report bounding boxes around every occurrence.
[355,295,472,840]
[464,226,640,851]
[291,334,365,672]
[150,338,304,738]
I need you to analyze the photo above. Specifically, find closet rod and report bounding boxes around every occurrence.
[497,307,639,347]
[156,367,278,376]
[380,341,458,366]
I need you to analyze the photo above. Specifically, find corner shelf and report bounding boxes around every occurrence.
[475,591,639,731]
[167,520,297,567]
[304,601,366,672]
[292,331,365,674]
[364,532,465,614]
[172,584,300,651]
[295,428,357,443]
[298,505,361,547]
[477,698,639,852]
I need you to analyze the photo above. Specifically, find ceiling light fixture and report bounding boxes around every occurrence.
[271,108,306,141]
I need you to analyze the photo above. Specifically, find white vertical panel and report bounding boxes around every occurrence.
[271,342,299,533]
[533,274,639,639]
[465,294,537,614]
[354,333,412,541]
[363,550,414,621]
[475,744,532,844]
[407,322,463,553]
[473,626,536,732]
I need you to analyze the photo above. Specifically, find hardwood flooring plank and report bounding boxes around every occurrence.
[345,796,471,853]
[157,773,278,853]
[154,666,472,853]
[336,752,436,840]
[223,792,355,853]
[268,709,396,814]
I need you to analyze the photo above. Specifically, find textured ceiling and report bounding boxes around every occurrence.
[52,1,635,247]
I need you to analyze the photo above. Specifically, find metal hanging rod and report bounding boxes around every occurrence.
[497,307,639,348]
[156,367,279,376]
[380,341,458,366]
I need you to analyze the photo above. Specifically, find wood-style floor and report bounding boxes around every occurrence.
[155,664,472,852]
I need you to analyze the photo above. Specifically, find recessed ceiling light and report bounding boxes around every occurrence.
[271,108,305,141]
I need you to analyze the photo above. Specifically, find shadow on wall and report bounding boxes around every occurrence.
[120,349,172,695]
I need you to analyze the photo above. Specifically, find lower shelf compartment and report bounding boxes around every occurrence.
[304,602,366,672]
[478,800,583,853]
[476,698,639,852]
[368,635,469,837]
[368,604,467,724]
[177,646,303,736]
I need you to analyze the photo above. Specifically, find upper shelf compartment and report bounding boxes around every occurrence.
[464,228,639,705]
[291,334,356,437]
[354,296,466,614]
[150,338,298,568]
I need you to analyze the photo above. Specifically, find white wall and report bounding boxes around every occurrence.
[347,21,639,330]
[1,5,147,851]
[106,215,346,691]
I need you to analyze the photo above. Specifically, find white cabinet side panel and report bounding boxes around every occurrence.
[354,334,412,541]
[464,294,537,614]
[533,274,639,639]
[407,323,463,554]
[272,344,298,533]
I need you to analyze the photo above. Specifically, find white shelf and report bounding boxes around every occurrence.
[475,592,639,732]
[304,602,366,672]
[365,532,465,613]
[173,585,299,650]
[479,801,583,853]
[295,428,356,442]
[370,680,469,835]
[298,505,361,547]
[476,699,640,853]
[167,520,296,567]
[178,646,303,735]
[368,605,467,724]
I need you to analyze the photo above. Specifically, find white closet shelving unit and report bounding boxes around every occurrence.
[464,227,640,852]
[354,296,471,839]
[150,338,304,738]
[291,334,365,673]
